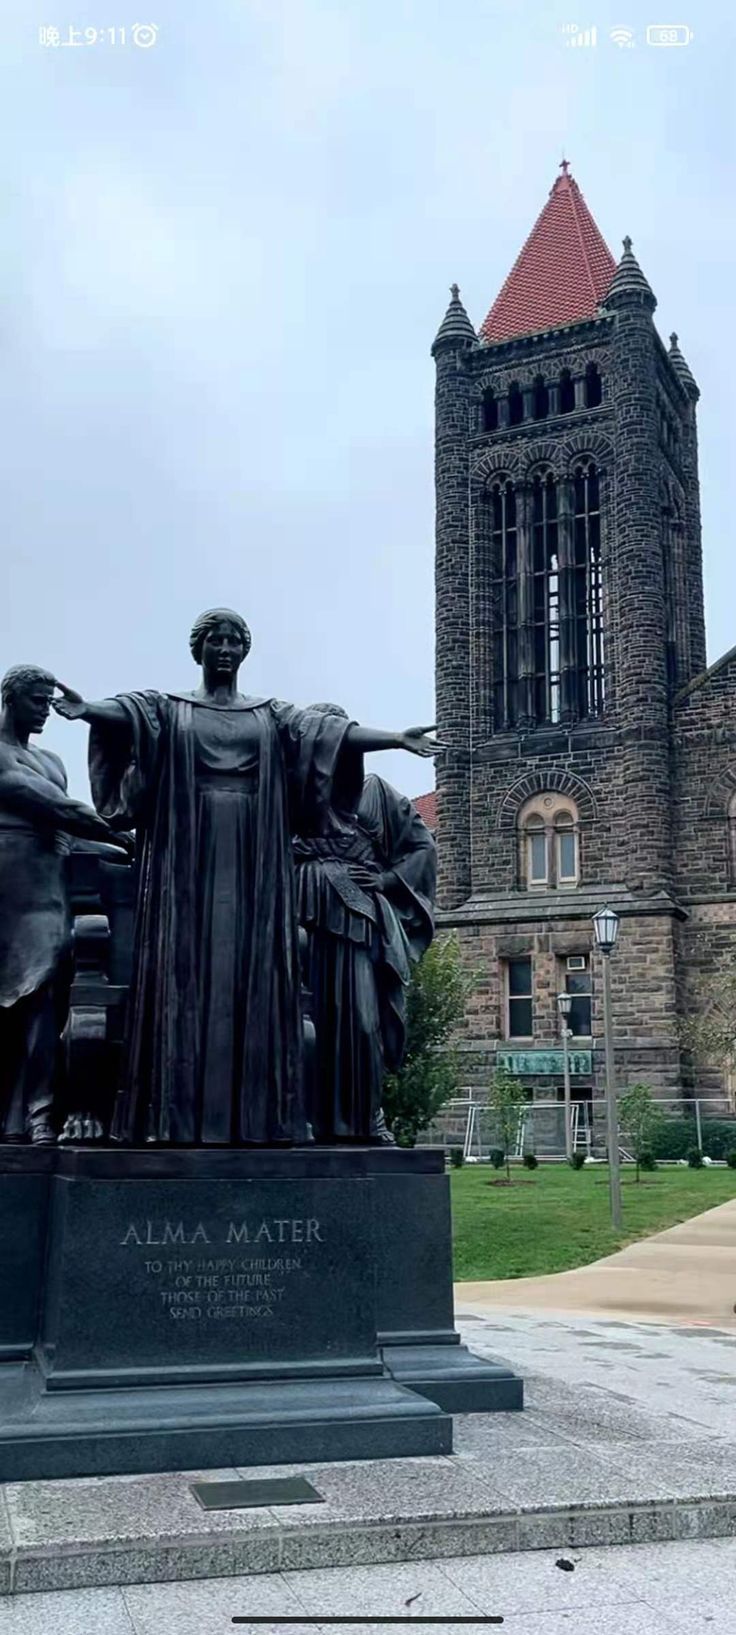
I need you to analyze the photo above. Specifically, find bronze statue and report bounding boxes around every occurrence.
[294,704,436,1143]
[53,609,437,1147]
[0,666,124,1143]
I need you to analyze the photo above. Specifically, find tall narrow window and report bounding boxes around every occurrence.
[563,956,592,1036]
[490,479,519,730]
[662,495,686,691]
[555,813,578,884]
[662,506,678,690]
[526,817,548,885]
[533,376,549,420]
[508,383,524,426]
[572,460,605,717]
[483,389,498,432]
[560,370,575,414]
[729,793,736,886]
[531,470,560,724]
[585,363,602,408]
[507,958,533,1038]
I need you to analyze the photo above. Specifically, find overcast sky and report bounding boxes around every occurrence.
[1,1,733,799]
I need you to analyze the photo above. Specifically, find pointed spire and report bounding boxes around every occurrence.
[432,283,477,356]
[668,332,699,399]
[479,163,616,343]
[603,236,657,312]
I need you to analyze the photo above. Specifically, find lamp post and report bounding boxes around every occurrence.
[557,991,574,1162]
[592,905,622,1230]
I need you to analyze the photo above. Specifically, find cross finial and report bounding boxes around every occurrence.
[560,156,570,176]
[623,235,633,254]
[450,282,460,300]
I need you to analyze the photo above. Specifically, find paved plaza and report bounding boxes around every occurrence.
[0,1308,734,1619]
[2,1199,735,1628]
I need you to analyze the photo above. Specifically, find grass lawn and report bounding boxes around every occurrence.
[451,1162,736,1282]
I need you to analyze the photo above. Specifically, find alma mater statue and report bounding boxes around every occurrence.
[53,609,438,1147]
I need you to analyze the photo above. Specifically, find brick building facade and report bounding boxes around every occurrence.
[428,163,736,1117]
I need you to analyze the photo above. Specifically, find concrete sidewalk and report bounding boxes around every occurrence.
[456,1197,736,1327]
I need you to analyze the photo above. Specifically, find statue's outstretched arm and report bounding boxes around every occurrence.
[0,758,126,846]
[345,723,442,760]
[52,682,127,728]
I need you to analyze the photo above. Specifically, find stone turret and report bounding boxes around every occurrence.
[433,286,475,906]
[605,237,672,891]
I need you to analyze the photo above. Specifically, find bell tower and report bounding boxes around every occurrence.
[432,161,705,1105]
[433,161,704,909]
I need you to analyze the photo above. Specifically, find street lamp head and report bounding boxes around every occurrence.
[557,991,574,1019]
[592,904,620,956]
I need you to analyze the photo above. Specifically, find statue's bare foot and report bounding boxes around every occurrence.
[58,1114,105,1145]
[29,1119,56,1147]
[369,1109,397,1146]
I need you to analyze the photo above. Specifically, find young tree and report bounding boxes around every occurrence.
[618,1082,666,1182]
[382,935,473,1147]
[488,1065,525,1181]
[677,935,736,1083]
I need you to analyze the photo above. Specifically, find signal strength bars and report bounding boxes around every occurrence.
[562,22,598,47]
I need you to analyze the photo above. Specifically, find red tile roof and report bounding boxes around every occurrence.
[480,163,617,344]
[413,791,437,829]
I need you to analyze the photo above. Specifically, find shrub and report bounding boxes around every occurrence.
[650,1117,736,1162]
[687,1146,704,1169]
[489,1148,505,1170]
[522,1152,538,1170]
[449,1147,464,1169]
[570,1152,586,1171]
[726,1151,736,1169]
[639,1150,658,1172]
[701,1119,736,1159]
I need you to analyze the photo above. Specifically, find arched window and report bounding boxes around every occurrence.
[490,479,519,729]
[531,469,560,724]
[585,363,602,408]
[482,389,498,432]
[508,383,524,426]
[572,460,605,716]
[533,376,549,420]
[518,794,580,890]
[559,370,575,414]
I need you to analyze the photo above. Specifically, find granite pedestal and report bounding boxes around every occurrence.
[0,1145,521,1480]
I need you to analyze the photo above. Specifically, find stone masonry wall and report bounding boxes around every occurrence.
[672,654,736,899]
[442,911,681,1101]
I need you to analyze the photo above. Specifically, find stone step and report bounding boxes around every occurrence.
[2,1441,734,1596]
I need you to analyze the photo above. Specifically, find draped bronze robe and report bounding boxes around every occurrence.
[295,775,436,1141]
[89,692,349,1145]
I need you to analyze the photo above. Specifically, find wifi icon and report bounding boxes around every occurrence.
[610,25,635,47]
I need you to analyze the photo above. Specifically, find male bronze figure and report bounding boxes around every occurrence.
[0,666,123,1143]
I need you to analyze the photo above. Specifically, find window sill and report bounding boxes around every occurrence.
[520,884,581,896]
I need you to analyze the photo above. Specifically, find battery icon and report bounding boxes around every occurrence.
[646,24,694,45]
